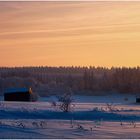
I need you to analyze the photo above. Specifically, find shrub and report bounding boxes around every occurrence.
[57,88,73,112]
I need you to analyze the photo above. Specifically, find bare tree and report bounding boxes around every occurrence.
[57,88,73,112]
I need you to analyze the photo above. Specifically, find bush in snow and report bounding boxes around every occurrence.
[57,88,73,112]
[106,103,117,113]
[131,121,137,128]
[0,102,5,109]
[32,122,39,128]
[16,122,25,128]
[39,121,47,128]
[51,100,57,107]
[77,124,84,130]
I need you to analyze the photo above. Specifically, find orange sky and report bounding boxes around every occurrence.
[0,1,140,67]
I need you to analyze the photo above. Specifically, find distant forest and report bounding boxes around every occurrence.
[0,66,140,96]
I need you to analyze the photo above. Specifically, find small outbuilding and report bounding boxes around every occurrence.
[4,88,38,102]
[136,96,140,103]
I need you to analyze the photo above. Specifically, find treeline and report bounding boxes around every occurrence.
[0,66,140,96]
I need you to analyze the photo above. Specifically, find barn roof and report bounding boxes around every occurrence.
[4,88,31,94]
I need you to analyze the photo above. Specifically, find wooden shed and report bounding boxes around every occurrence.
[136,96,140,103]
[4,88,37,102]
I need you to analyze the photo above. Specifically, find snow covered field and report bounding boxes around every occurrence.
[0,94,140,139]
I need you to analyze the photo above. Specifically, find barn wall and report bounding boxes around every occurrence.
[4,92,30,101]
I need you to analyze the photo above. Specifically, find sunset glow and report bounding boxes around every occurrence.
[0,1,140,67]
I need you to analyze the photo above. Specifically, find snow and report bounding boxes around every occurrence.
[0,94,140,138]
[39,93,136,103]
[1,120,140,139]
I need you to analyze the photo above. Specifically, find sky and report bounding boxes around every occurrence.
[0,1,140,67]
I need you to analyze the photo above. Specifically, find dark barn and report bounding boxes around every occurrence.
[4,88,37,102]
[136,97,140,103]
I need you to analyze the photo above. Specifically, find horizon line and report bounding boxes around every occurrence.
[0,65,140,69]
